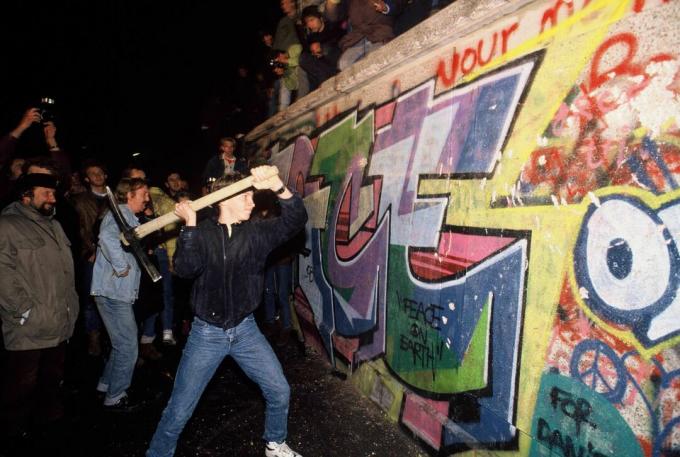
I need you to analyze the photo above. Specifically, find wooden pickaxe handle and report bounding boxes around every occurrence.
[124,167,279,244]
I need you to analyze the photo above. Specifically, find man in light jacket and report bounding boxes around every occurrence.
[90,177,149,412]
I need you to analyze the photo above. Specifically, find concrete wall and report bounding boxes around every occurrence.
[245,0,680,454]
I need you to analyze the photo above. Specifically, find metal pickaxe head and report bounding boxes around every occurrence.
[105,186,162,283]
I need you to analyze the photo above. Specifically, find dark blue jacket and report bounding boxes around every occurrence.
[201,154,249,187]
[174,193,307,329]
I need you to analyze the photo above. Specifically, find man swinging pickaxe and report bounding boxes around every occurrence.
[105,167,279,282]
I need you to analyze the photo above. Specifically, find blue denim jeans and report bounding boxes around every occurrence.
[337,38,384,71]
[142,248,174,338]
[95,296,138,404]
[146,315,290,457]
[278,81,292,113]
[269,79,280,116]
[81,260,102,333]
[264,263,293,329]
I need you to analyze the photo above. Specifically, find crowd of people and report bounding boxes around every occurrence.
[229,0,454,122]
[0,1,454,456]
[0,107,308,457]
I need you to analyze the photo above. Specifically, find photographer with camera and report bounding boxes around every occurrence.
[0,105,71,210]
[38,98,71,178]
[272,0,309,113]
[0,103,70,175]
[270,46,303,113]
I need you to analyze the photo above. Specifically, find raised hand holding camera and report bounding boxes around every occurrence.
[10,108,41,139]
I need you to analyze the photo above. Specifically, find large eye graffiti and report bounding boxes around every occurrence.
[574,196,680,347]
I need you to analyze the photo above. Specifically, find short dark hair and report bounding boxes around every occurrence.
[165,170,181,180]
[210,172,244,193]
[219,137,236,147]
[115,177,147,203]
[81,159,107,177]
[174,190,192,202]
[121,166,146,179]
[301,5,322,21]
[209,173,247,218]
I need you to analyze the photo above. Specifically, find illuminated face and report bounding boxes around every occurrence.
[305,16,323,33]
[127,185,150,214]
[219,190,255,223]
[25,186,57,216]
[166,173,182,192]
[128,168,146,180]
[280,0,295,16]
[220,140,236,159]
[85,166,107,188]
[10,158,25,179]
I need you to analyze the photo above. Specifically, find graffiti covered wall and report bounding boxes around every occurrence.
[246,0,680,454]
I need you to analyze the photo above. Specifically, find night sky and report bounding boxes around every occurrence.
[1,1,281,183]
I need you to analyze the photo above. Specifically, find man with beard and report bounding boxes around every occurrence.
[0,173,79,449]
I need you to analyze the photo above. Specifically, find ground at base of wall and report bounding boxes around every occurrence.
[0,329,427,457]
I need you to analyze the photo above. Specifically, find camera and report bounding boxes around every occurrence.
[39,97,56,124]
[269,59,287,70]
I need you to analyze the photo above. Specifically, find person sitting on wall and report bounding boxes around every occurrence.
[325,0,403,71]
[299,5,343,90]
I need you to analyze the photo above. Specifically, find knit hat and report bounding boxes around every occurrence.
[15,173,59,195]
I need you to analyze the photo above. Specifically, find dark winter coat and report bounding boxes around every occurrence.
[0,201,79,350]
[201,154,249,187]
[338,0,398,50]
[174,193,307,330]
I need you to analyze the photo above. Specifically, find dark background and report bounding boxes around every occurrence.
[0,0,281,184]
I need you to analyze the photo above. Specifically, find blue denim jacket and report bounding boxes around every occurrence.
[90,205,141,304]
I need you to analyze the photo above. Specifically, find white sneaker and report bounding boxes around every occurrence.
[162,330,177,346]
[96,381,108,394]
[265,441,302,457]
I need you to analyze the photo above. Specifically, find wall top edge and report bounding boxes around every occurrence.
[245,0,535,142]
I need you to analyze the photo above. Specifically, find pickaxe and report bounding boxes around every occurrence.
[105,167,278,282]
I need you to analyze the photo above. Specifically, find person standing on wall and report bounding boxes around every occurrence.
[200,137,249,196]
